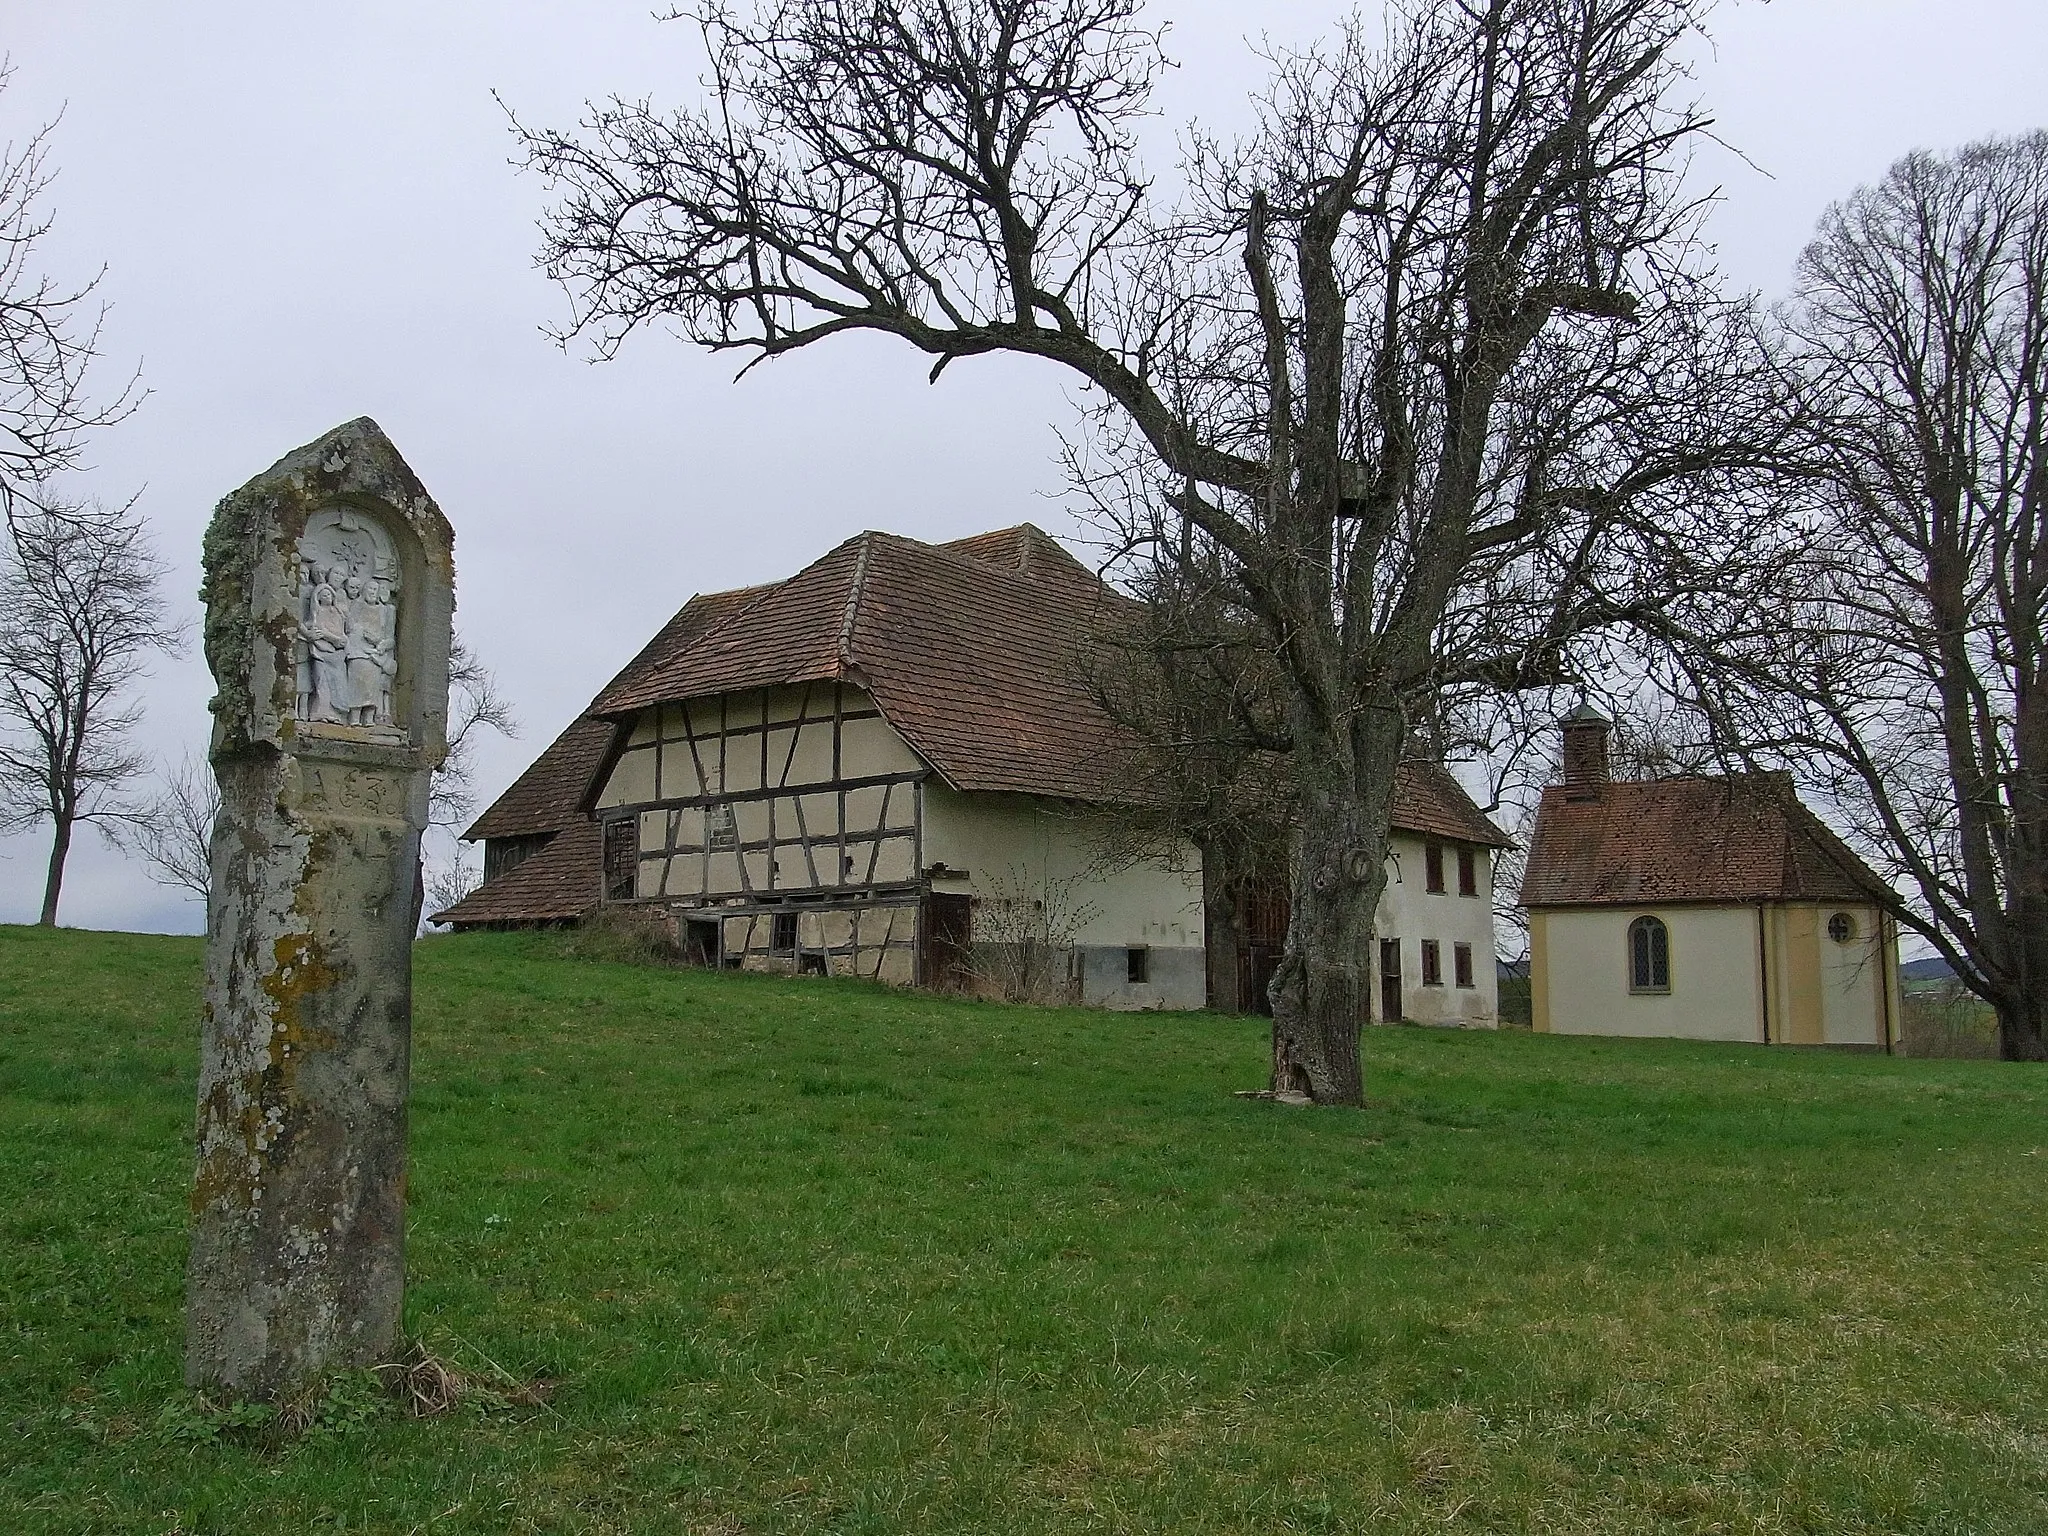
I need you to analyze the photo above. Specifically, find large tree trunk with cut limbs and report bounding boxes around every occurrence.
[1267,709,1403,1101]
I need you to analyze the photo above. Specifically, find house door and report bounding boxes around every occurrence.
[1238,880,1289,1015]
[920,892,973,992]
[1379,939,1403,1023]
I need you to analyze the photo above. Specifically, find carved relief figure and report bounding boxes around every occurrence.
[292,509,401,727]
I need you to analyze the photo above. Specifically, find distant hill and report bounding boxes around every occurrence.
[1900,956,1956,981]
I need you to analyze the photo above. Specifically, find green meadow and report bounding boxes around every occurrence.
[3,923,2044,1533]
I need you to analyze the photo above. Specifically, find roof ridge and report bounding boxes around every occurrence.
[837,533,875,673]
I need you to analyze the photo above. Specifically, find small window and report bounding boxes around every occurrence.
[1425,843,1446,893]
[602,818,638,902]
[706,802,738,852]
[1421,939,1443,986]
[771,911,798,953]
[798,951,828,976]
[1126,947,1149,984]
[1453,942,1474,988]
[1828,912,1857,944]
[1628,916,1670,993]
[1457,847,1478,897]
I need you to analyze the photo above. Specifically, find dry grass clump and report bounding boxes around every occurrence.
[374,1342,555,1418]
[551,904,685,967]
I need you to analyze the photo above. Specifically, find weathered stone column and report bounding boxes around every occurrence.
[187,418,453,1401]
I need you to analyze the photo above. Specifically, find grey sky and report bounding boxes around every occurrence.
[4,0,2044,932]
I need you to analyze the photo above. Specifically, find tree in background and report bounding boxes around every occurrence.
[116,638,517,924]
[519,0,1793,1103]
[418,637,519,927]
[1690,134,2048,1060]
[108,750,215,901]
[0,64,139,533]
[0,497,177,924]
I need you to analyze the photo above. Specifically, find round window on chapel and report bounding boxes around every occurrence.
[1828,912,1857,944]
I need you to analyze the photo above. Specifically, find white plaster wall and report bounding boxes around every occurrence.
[921,782,1205,1008]
[1540,906,1762,1041]
[1374,834,1499,1027]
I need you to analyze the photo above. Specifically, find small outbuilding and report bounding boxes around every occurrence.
[1518,707,1903,1049]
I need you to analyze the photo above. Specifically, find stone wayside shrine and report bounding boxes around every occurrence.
[187,418,454,1401]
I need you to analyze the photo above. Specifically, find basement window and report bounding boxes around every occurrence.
[1126,947,1149,984]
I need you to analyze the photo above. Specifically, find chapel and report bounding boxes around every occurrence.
[1518,706,1904,1048]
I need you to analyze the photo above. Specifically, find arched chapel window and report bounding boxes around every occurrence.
[1628,915,1670,993]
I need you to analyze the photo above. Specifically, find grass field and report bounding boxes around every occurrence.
[3,924,2046,1534]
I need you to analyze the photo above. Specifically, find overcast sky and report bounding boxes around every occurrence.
[4,0,2045,933]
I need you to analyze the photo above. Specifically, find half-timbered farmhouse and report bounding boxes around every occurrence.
[1519,706,1905,1047]
[439,525,1510,1019]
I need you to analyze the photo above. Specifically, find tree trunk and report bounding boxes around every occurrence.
[1266,713,1400,1106]
[1994,909,2048,1061]
[1993,993,2048,1062]
[39,812,73,926]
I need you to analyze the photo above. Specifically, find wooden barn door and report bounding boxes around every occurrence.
[920,892,973,992]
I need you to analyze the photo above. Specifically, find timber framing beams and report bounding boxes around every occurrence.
[597,680,928,906]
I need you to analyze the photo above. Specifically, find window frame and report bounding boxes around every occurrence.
[1457,846,1478,898]
[1420,938,1444,987]
[601,817,639,903]
[770,910,798,954]
[1627,915,1671,994]
[1126,946,1150,984]
[1425,842,1446,894]
[1453,942,1474,989]
[1827,911,1858,944]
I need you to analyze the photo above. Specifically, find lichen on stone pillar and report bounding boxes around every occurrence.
[187,418,453,1402]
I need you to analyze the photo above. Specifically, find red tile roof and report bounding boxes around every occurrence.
[593,527,1134,801]
[461,583,773,841]
[1517,771,1892,908]
[434,818,602,927]
[1394,762,1514,849]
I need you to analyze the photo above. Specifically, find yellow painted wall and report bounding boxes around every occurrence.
[1809,903,1890,1047]
[1539,905,1763,1041]
[1532,900,1895,1048]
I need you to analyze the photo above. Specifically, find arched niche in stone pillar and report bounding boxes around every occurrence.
[287,498,440,748]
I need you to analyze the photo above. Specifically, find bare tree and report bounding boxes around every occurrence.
[415,635,517,930]
[109,749,217,901]
[518,0,1792,1103]
[1690,133,2048,1060]
[0,496,177,923]
[432,636,519,833]
[0,63,140,533]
